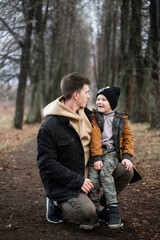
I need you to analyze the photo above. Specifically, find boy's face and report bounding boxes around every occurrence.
[96,94,112,113]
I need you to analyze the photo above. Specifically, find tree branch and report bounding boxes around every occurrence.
[0,17,24,48]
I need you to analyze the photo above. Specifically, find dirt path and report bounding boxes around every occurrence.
[0,124,160,240]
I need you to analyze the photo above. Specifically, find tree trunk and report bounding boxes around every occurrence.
[120,0,146,121]
[149,0,160,128]
[14,0,35,129]
[118,0,130,111]
[47,0,62,103]
[111,0,119,85]
[26,0,48,123]
[132,0,147,123]
[97,1,112,88]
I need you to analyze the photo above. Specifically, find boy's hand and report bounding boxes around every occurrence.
[94,161,103,170]
[122,159,133,171]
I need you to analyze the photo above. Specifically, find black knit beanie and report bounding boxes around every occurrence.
[96,86,121,110]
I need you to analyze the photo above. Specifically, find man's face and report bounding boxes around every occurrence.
[76,84,90,108]
[96,94,112,113]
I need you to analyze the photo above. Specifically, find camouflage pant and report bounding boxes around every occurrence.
[88,148,120,209]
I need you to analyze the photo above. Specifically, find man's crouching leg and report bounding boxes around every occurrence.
[58,192,99,230]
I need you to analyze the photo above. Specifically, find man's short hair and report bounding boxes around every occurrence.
[60,72,91,100]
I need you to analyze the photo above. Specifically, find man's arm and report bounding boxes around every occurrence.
[81,178,94,193]
[37,125,84,190]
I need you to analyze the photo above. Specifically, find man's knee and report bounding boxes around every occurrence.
[78,193,96,219]
[113,163,134,195]
[119,166,134,183]
[58,193,96,222]
[113,163,133,182]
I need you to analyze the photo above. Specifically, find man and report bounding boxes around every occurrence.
[36,72,98,230]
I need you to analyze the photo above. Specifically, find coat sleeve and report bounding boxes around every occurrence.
[37,124,84,189]
[90,112,103,160]
[121,117,134,159]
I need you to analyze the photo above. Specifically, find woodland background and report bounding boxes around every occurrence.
[0,0,159,129]
[0,1,160,239]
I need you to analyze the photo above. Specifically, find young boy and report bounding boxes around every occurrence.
[88,86,134,229]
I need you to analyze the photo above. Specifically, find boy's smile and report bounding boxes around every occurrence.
[96,94,112,113]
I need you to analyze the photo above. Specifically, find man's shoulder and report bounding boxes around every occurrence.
[42,115,69,127]
[44,114,59,122]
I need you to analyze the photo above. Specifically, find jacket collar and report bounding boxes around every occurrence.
[58,116,70,124]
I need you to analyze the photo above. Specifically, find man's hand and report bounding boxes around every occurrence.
[81,178,94,194]
[122,159,133,171]
[94,161,103,170]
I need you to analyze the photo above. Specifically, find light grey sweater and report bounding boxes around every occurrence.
[101,111,115,149]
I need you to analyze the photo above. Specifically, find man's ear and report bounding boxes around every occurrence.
[73,92,78,100]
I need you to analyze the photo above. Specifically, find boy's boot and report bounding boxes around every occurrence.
[98,206,109,224]
[98,204,123,229]
[108,204,123,229]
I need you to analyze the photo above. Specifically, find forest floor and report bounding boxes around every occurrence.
[0,105,160,240]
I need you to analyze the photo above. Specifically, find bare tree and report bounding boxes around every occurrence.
[26,0,49,124]
[95,0,152,122]
[0,0,92,127]
[131,0,147,122]
[46,0,91,103]
[118,0,130,110]
[14,0,35,129]
[0,1,25,91]
[96,0,121,89]
[149,0,160,128]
